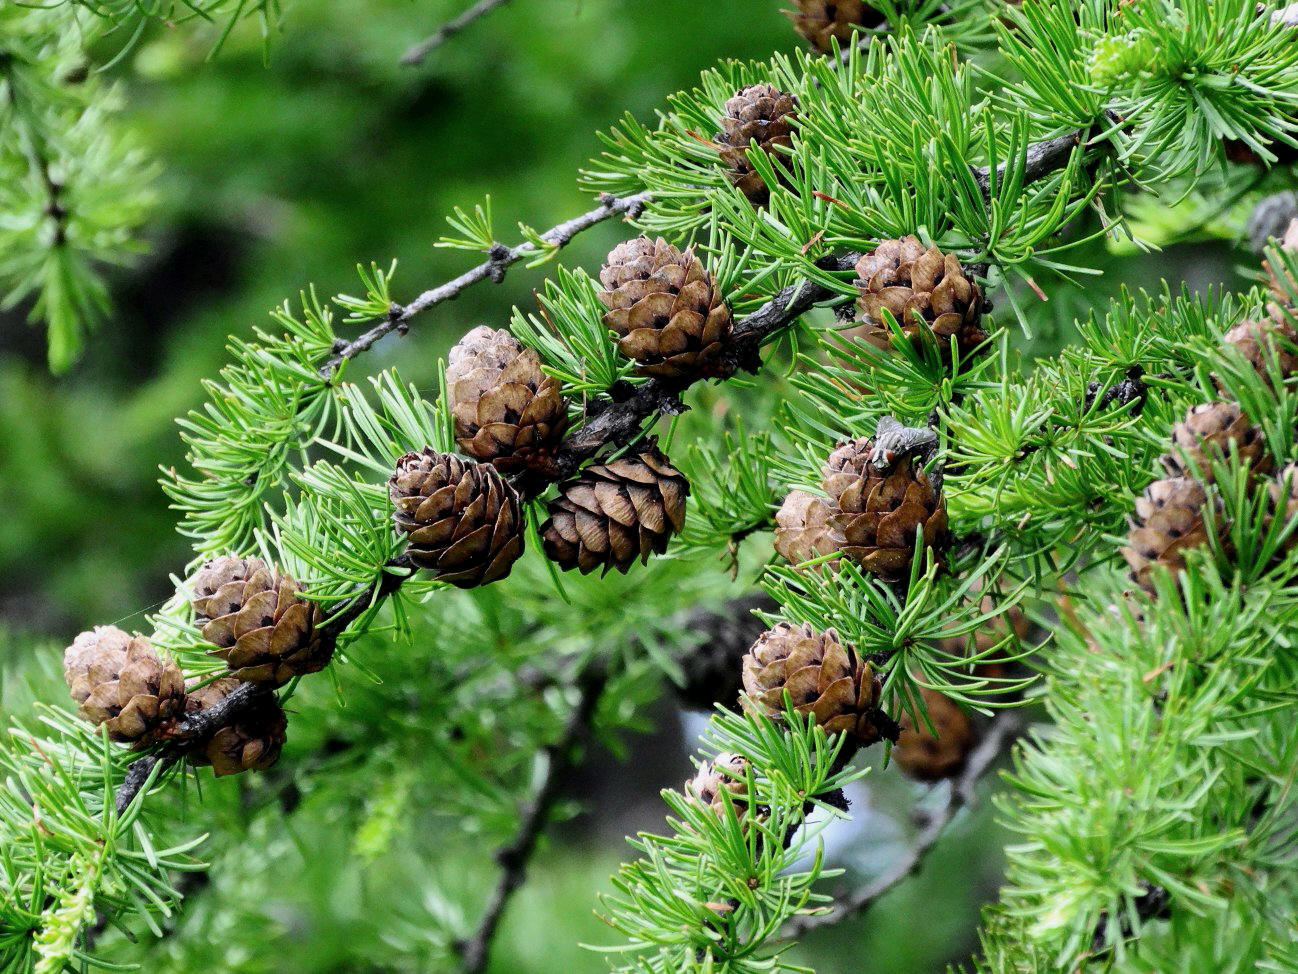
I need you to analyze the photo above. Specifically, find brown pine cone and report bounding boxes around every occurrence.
[389,449,525,587]
[1160,402,1269,483]
[190,555,332,686]
[714,84,798,206]
[741,622,888,745]
[784,0,886,53]
[683,752,751,817]
[773,489,840,565]
[822,436,948,580]
[852,236,986,364]
[1121,477,1213,593]
[446,326,569,476]
[1222,316,1298,383]
[540,445,688,574]
[64,626,186,746]
[891,687,975,782]
[187,678,286,777]
[596,237,734,381]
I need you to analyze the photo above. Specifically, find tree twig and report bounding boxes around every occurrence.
[321,191,651,379]
[457,663,609,973]
[781,710,1023,938]
[400,0,516,66]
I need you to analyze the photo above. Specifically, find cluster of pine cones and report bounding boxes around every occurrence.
[774,431,949,581]
[681,606,1017,813]
[716,81,986,359]
[1122,224,1298,594]
[63,554,321,776]
[390,231,743,584]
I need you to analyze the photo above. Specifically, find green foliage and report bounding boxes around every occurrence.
[594,707,864,973]
[7,0,1298,971]
[0,7,154,372]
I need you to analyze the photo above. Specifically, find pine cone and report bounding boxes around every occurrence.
[714,84,798,206]
[446,326,569,475]
[822,436,947,580]
[64,626,186,746]
[190,555,332,686]
[773,489,840,565]
[540,445,688,574]
[852,236,986,363]
[683,752,750,817]
[389,449,525,587]
[1121,476,1212,593]
[1160,402,1269,483]
[892,687,975,781]
[741,622,888,745]
[187,678,286,777]
[784,0,886,53]
[1222,316,1298,382]
[596,237,734,381]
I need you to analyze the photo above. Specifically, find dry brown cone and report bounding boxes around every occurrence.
[683,752,751,818]
[389,449,525,588]
[446,326,569,476]
[891,687,975,782]
[1120,476,1214,593]
[1222,315,1298,384]
[784,0,886,53]
[851,236,987,364]
[541,444,688,574]
[714,84,798,206]
[186,678,286,777]
[741,622,888,745]
[1160,402,1270,483]
[596,237,734,381]
[773,489,840,565]
[190,555,331,686]
[64,626,187,746]
[822,436,948,580]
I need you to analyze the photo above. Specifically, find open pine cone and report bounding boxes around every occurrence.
[851,236,986,364]
[190,555,332,686]
[715,84,798,205]
[1160,402,1269,483]
[892,687,975,781]
[683,752,751,818]
[541,445,689,574]
[773,489,840,565]
[1222,315,1298,383]
[447,326,569,476]
[389,449,525,587]
[187,678,286,777]
[822,436,947,580]
[784,0,886,53]
[64,626,187,746]
[596,237,734,381]
[741,622,888,745]
[1121,476,1214,593]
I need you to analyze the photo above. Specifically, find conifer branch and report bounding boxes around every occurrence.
[782,710,1023,938]
[400,0,516,66]
[321,191,652,379]
[457,663,608,974]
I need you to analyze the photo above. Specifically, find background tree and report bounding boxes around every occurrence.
[3,1,1298,972]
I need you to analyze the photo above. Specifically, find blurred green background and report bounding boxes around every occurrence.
[0,1,1253,970]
